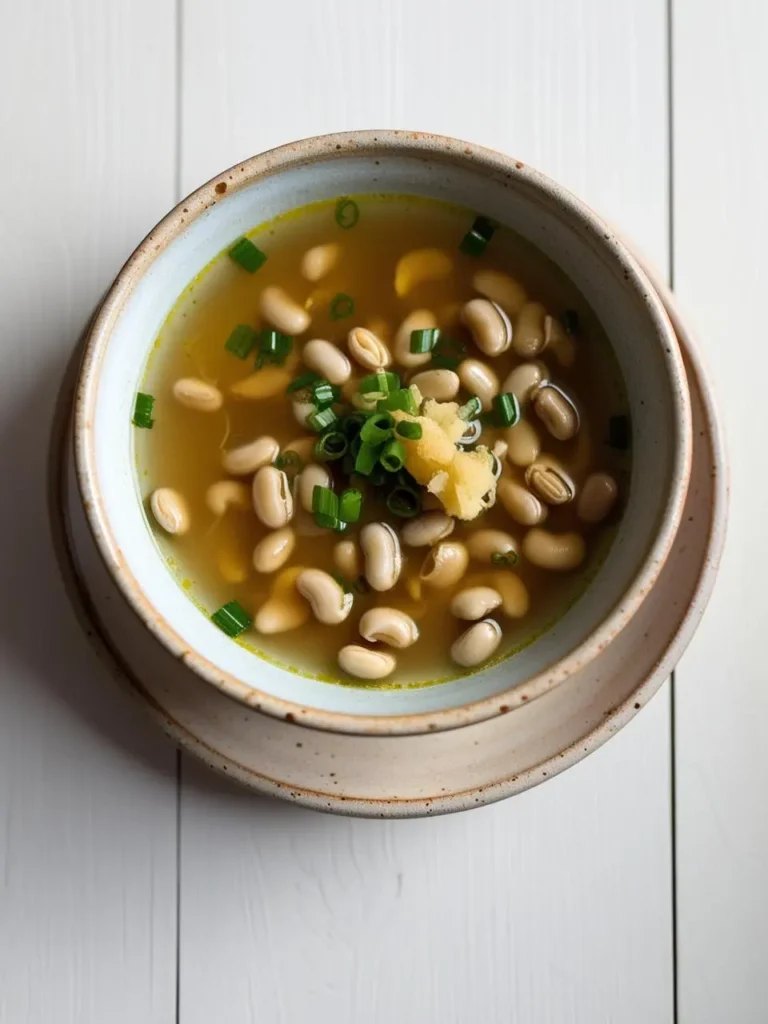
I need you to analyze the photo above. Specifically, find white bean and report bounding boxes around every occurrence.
[394,310,437,368]
[450,586,503,621]
[150,488,189,535]
[401,512,455,548]
[297,463,333,514]
[577,472,618,524]
[394,248,452,297]
[503,361,548,405]
[472,269,527,315]
[302,338,351,385]
[230,366,292,400]
[420,541,469,588]
[359,608,419,648]
[524,457,575,506]
[460,298,512,357]
[408,369,460,401]
[338,645,396,680]
[489,572,530,618]
[255,567,309,633]
[360,522,403,591]
[532,384,580,441]
[296,569,353,625]
[333,539,360,579]
[497,478,547,527]
[205,480,249,516]
[451,619,502,668]
[457,358,499,411]
[513,302,546,358]
[252,466,293,528]
[544,314,576,368]
[523,528,586,570]
[301,242,340,282]
[285,437,316,463]
[172,378,223,412]
[259,285,311,335]
[466,529,519,565]
[347,327,392,371]
[222,436,279,475]
[253,527,296,573]
[504,419,541,467]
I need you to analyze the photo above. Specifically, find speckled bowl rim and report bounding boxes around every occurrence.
[74,129,692,737]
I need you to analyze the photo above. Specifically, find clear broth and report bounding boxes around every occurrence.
[135,195,630,686]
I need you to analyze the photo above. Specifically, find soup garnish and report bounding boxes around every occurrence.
[134,195,630,686]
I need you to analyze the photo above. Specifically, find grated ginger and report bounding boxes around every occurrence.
[391,399,497,520]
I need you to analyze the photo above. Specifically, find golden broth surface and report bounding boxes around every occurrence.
[135,195,630,686]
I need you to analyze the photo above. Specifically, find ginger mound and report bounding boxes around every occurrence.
[391,400,496,520]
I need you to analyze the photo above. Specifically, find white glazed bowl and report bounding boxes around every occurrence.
[75,130,691,736]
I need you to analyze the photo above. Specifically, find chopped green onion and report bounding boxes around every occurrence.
[275,450,303,474]
[360,412,394,445]
[313,431,348,461]
[258,329,293,364]
[307,406,338,433]
[458,397,482,421]
[312,485,339,529]
[211,600,252,638]
[359,371,400,395]
[339,411,367,436]
[225,324,258,360]
[492,551,519,568]
[608,414,631,450]
[410,328,441,354]
[335,197,360,230]
[459,216,496,256]
[380,438,406,473]
[339,488,363,523]
[132,392,155,429]
[492,392,521,427]
[229,237,267,273]
[287,371,322,394]
[311,380,339,409]
[563,309,580,335]
[354,440,382,476]
[329,293,355,320]
[386,485,421,518]
[396,420,422,440]
[376,388,418,415]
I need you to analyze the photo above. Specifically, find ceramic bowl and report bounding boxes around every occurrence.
[74,130,691,736]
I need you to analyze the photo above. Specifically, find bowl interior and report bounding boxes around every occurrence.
[82,138,688,721]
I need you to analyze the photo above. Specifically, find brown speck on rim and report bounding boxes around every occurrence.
[285,712,295,722]
[515,161,524,169]
[296,742,303,748]
[215,182,227,194]
[634,702,641,709]
[428,723,437,730]
[336,144,342,150]
[499,705,509,714]
[182,207,188,213]
[521,694,528,701]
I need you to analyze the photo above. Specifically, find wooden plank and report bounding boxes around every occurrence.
[0,3,178,1022]
[673,2,768,1020]
[178,2,674,1022]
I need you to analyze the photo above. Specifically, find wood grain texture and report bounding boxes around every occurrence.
[179,2,674,1021]
[673,2,768,1020]
[0,3,178,1021]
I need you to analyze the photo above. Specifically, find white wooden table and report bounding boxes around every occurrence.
[0,1,762,1020]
